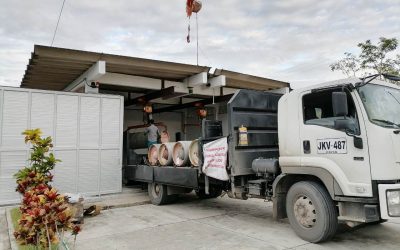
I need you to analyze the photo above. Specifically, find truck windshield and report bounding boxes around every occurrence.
[358,84,400,128]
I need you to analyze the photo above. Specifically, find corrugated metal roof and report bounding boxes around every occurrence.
[214,69,289,90]
[21,45,289,91]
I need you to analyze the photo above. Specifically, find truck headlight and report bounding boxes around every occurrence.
[387,190,400,217]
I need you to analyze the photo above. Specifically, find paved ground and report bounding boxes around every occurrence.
[84,184,150,209]
[74,193,400,250]
[0,208,11,250]
[0,185,150,250]
[3,187,400,250]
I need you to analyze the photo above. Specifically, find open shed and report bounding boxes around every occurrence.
[21,45,289,140]
[0,45,290,203]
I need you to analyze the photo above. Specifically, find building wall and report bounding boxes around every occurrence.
[124,109,183,142]
[124,104,228,148]
[0,87,124,205]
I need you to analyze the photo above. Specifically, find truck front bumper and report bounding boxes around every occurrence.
[379,183,400,222]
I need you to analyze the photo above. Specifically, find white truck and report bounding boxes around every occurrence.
[125,74,400,243]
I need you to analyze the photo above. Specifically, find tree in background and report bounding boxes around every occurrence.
[330,52,361,77]
[330,37,399,78]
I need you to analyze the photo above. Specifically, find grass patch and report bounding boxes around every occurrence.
[10,208,21,234]
[10,208,61,250]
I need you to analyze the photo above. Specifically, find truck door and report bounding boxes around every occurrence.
[299,88,372,197]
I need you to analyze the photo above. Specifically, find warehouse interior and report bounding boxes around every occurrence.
[20,44,290,178]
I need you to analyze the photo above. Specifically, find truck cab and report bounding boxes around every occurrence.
[275,77,400,241]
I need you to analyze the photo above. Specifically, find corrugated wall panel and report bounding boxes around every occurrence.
[0,89,3,147]
[102,98,121,147]
[31,93,55,138]
[0,177,20,204]
[53,150,77,194]
[78,150,100,195]
[0,87,123,205]
[56,95,79,148]
[80,97,100,148]
[0,151,27,178]
[1,91,29,148]
[100,149,121,193]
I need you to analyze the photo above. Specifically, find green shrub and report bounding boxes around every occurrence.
[13,129,80,249]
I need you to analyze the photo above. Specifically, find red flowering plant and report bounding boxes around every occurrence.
[14,129,81,249]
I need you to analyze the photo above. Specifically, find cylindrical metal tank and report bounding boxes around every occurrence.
[158,142,175,166]
[188,139,200,167]
[251,158,280,174]
[172,141,192,167]
[147,144,161,166]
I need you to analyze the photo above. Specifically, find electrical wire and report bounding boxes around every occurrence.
[51,0,67,46]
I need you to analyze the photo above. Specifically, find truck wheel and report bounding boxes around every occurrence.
[148,183,170,205]
[286,181,338,243]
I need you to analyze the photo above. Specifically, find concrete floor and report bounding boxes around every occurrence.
[0,208,11,250]
[74,193,400,250]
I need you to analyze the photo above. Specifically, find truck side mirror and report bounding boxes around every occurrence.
[332,92,348,117]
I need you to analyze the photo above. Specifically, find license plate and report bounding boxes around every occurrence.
[317,138,347,154]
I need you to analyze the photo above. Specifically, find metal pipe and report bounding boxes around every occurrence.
[188,139,200,166]
[148,144,161,166]
[172,141,192,167]
[158,142,175,166]
[251,158,280,175]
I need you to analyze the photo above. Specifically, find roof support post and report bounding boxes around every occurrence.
[64,61,106,92]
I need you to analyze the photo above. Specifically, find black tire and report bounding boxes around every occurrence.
[196,187,222,199]
[148,183,170,205]
[286,181,338,243]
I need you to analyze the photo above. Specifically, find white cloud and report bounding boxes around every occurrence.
[0,0,399,89]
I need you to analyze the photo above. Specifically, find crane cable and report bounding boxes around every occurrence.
[51,0,67,46]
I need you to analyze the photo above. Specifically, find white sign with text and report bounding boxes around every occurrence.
[202,137,229,181]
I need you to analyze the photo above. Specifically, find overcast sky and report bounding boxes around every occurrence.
[0,0,399,89]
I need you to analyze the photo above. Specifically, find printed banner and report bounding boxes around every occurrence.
[202,137,229,181]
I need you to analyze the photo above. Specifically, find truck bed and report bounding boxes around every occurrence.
[125,165,199,189]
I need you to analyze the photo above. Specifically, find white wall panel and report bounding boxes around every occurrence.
[56,95,79,147]
[0,86,123,205]
[0,89,3,147]
[53,150,77,194]
[80,97,100,147]
[0,151,27,177]
[102,98,121,147]
[31,93,55,138]
[101,149,121,193]
[78,150,99,195]
[0,177,20,204]
[2,91,29,148]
